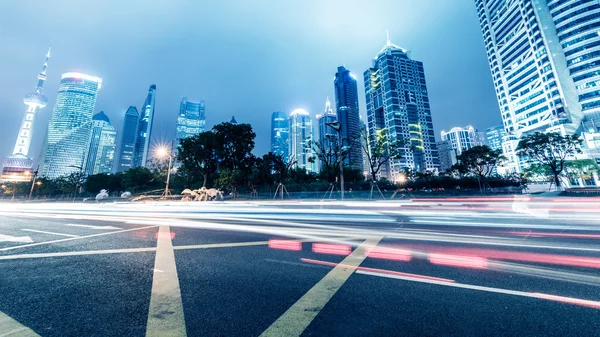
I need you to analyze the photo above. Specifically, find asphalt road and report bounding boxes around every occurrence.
[0,197,599,336]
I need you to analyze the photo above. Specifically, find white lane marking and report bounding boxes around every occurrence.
[260,236,382,337]
[0,247,157,260]
[0,226,156,252]
[146,226,186,337]
[0,311,40,337]
[173,241,269,250]
[64,224,121,230]
[356,270,600,310]
[21,229,79,238]
[0,234,33,243]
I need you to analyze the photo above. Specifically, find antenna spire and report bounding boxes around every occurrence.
[386,29,391,46]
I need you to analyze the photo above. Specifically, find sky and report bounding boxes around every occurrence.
[0,0,501,161]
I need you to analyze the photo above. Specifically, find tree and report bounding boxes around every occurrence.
[84,173,122,194]
[120,167,156,193]
[177,131,218,187]
[523,163,553,182]
[212,122,256,171]
[308,137,348,183]
[452,145,505,192]
[359,127,404,183]
[564,159,599,186]
[269,153,296,186]
[516,132,582,189]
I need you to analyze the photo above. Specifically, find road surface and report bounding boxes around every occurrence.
[0,197,599,336]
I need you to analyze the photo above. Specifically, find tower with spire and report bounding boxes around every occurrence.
[1,48,51,181]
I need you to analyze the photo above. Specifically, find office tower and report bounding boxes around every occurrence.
[1,48,51,181]
[83,112,117,176]
[116,106,139,172]
[440,125,483,156]
[176,97,206,142]
[334,66,363,171]
[316,98,338,171]
[133,85,156,168]
[485,125,506,152]
[363,36,440,180]
[270,111,289,158]
[475,0,600,172]
[39,72,102,179]
[436,140,457,173]
[288,109,314,172]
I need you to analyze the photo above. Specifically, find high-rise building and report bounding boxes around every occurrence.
[83,112,117,176]
[363,37,440,180]
[475,0,600,172]
[288,109,314,172]
[176,97,206,142]
[440,125,483,156]
[436,140,457,173]
[1,48,51,181]
[316,98,338,171]
[39,72,102,179]
[116,106,139,172]
[485,125,506,152]
[334,66,363,171]
[133,85,156,168]
[270,111,289,158]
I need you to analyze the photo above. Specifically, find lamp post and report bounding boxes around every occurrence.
[155,139,175,199]
[29,168,39,200]
[326,121,344,201]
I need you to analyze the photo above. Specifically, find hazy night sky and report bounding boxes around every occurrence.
[0,0,500,161]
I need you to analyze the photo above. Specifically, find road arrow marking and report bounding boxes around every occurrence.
[64,224,122,230]
[0,234,34,243]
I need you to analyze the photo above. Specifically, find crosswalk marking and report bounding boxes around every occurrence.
[64,224,122,230]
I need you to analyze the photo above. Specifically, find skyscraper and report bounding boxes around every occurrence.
[116,106,139,172]
[176,97,206,142]
[334,66,363,171]
[364,37,439,180]
[133,85,156,168]
[288,109,314,172]
[475,0,600,172]
[316,98,338,171]
[440,125,483,156]
[270,111,289,158]
[436,140,457,173]
[83,112,117,176]
[39,72,102,179]
[1,48,51,181]
[485,125,506,152]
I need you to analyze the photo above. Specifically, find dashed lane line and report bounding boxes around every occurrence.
[0,247,157,260]
[21,229,79,238]
[0,311,40,337]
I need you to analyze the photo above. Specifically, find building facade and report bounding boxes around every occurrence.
[270,111,289,159]
[436,140,457,172]
[334,66,363,171]
[288,109,314,172]
[133,85,156,168]
[363,38,440,180]
[475,0,600,172]
[1,48,51,181]
[440,125,483,156]
[485,124,506,151]
[116,106,139,172]
[39,72,102,179]
[176,97,205,142]
[316,98,338,171]
[83,112,117,176]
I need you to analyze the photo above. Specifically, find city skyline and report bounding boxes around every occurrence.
[0,0,499,162]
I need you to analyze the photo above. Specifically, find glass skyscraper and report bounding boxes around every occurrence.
[39,72,102,179]
[485,125,506,152]
[440,125,483,156]
[364,38,439,180]
[133,85,156,168]
[83,111,116,176]
[270,111,289,158]
[334,66,363,171]
[475,0,600,172]
[176,97,205,142]
[316,98,338,171]
[116,106,139,172]
[288,109,314,172]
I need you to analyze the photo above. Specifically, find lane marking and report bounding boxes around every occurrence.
[0,226,156,252]
[146,226,186,337]
[0,247,157,260]
[174,241,270,250]
[356,270,600,310]
[260,236,382,337]
[64,224,122,230]
[0,234,33,243]
[0,311,40,337]
[21,229,79,238]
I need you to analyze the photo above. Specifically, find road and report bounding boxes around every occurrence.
[0,197,599,336]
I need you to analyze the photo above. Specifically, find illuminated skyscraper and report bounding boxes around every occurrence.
[316,98,337,171]
[1,48,51,181]
[334,66,363,171]
[270,111,289,158]
[133,85,156,168]
[485,125,506,152]
[83,111,116,176]
[288,109,314,172]
[364,36,440,179]
[39,72,102,179]
[440,125,484,156]
[176,97,206,142]
[116,106,139,172]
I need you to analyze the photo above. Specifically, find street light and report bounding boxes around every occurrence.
[326,121,344,201]
[29,168,39,200]
[154,140,175,199]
